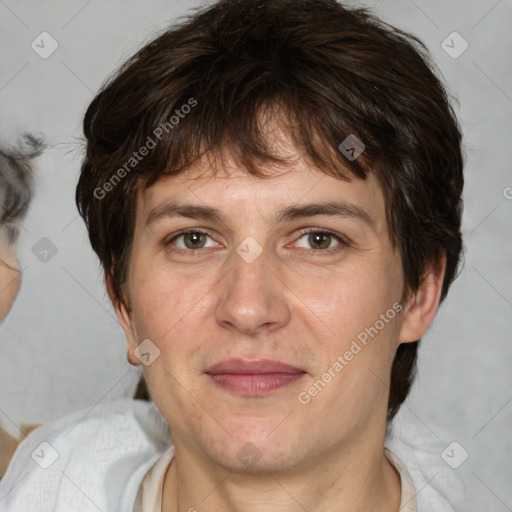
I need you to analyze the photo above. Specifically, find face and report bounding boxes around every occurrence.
[115,142,432,473]
[0,231,21,322]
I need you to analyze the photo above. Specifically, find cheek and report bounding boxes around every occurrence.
[128,266,214,344]
[0,265,21,320]
[294,264,403,410]
[295,263,398,337]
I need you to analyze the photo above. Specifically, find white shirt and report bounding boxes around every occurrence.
[0,400,464,511]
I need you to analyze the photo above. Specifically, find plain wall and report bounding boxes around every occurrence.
[1,1,511,510]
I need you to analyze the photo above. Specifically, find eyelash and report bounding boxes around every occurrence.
[165,228,349,256]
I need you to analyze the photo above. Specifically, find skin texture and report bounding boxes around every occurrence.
[0,231,21,322]
[112,130,446,511]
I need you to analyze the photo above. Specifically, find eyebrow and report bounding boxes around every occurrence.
[145,200,375,230]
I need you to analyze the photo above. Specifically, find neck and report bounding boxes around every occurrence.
[162,437,401,512]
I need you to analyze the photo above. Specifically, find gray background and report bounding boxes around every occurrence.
[0,0,511,510]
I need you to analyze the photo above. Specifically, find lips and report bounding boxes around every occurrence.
[205,358,306,396]
[206,358,304,375]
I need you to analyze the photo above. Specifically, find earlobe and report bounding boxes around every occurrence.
[398,253,447,344]
[126,348,140,366]
[105,273,141,367]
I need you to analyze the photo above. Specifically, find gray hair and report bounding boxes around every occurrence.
[0,134,44,244]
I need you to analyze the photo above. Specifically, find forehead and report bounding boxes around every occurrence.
[135,150,388,241]
[138,112,386,229]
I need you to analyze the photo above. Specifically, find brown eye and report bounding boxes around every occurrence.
[308,232,332,250]
[183,231,207,249]
[167,230,217,251]
[295,230,345,252]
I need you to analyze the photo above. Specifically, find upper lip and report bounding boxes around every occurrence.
[205,358,305,374]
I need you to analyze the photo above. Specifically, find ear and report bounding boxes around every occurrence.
[105,273,140,366]
[398,252,447,344]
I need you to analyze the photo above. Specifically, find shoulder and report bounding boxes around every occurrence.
[385,408,466,511]
[0,399,171,512]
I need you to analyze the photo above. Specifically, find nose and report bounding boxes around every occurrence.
[214,247,291,335]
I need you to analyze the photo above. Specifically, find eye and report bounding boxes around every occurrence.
[294,229,347,253]
[164,228,348,256]
[166,230,218,251]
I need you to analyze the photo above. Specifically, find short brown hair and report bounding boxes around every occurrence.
[76,0,464,422]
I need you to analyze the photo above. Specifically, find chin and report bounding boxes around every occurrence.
[204,421,305,473]
[213,446,300,474]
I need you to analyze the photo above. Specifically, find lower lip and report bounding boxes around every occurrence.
[207,372,305,395]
